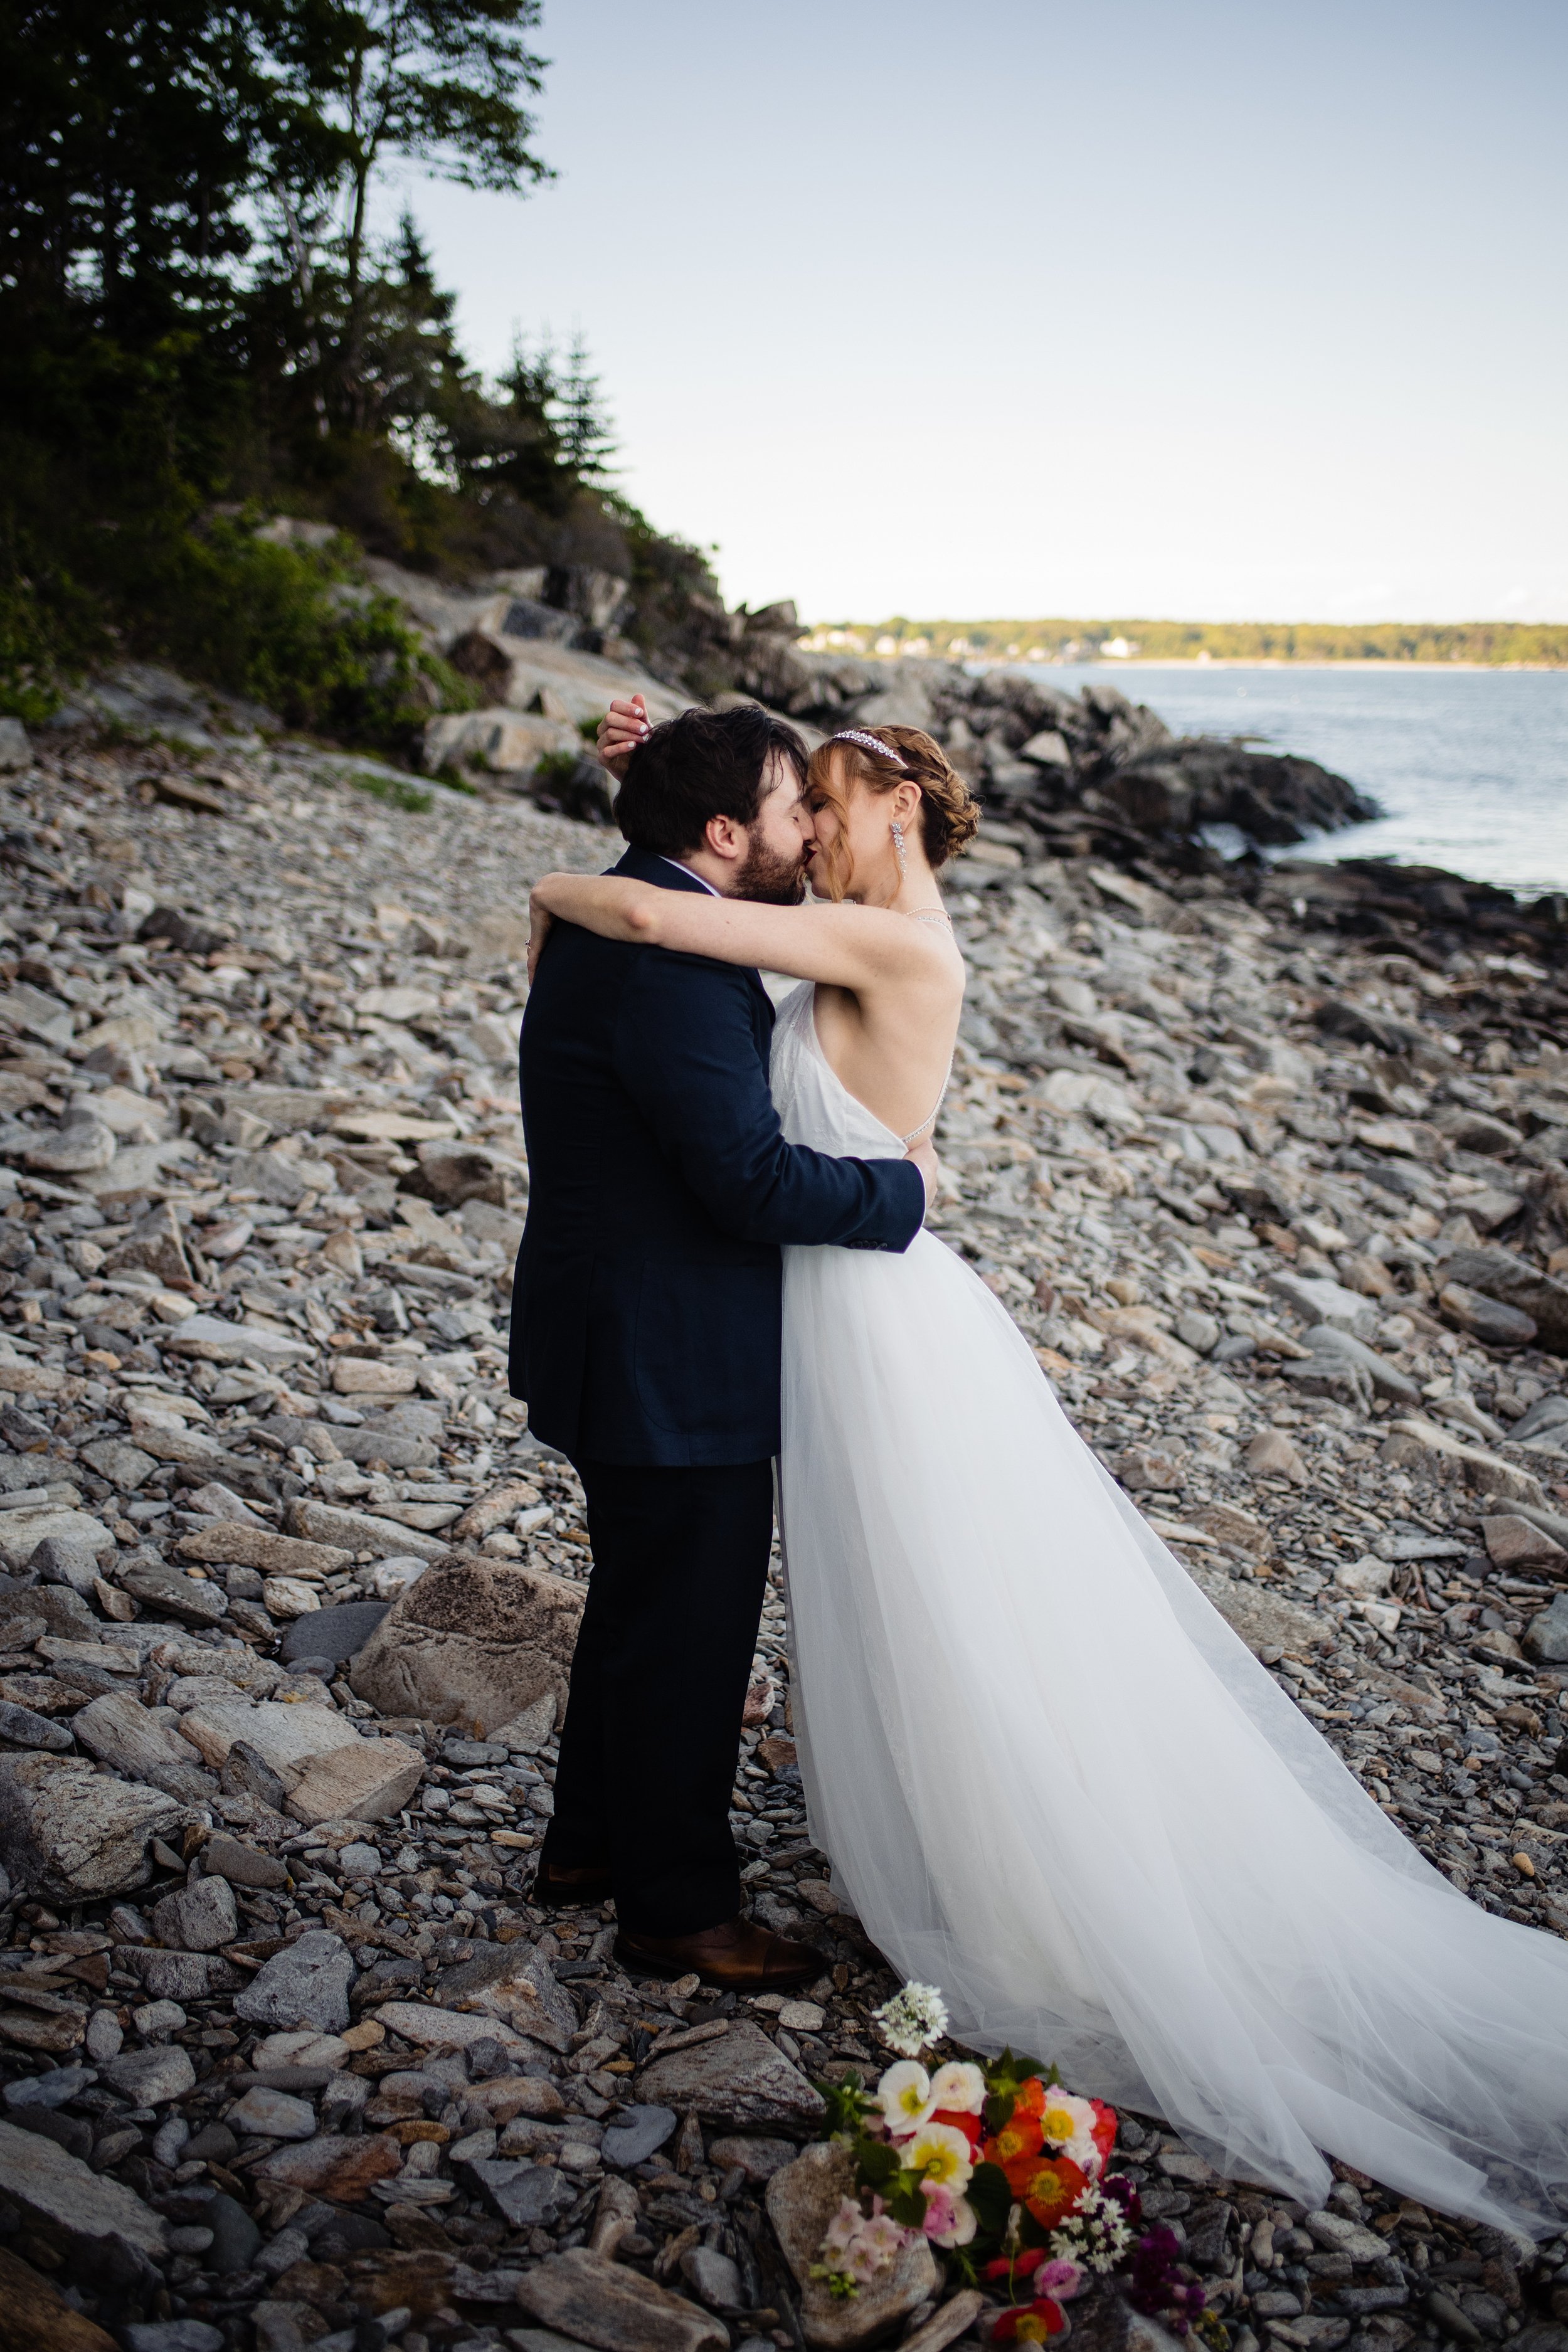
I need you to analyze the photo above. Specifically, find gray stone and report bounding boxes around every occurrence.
[1173,1309,1220,1354]
[236,1930,354,2033]
[82,1438,159,1492]
[0,1697,73,1751]
[202,2190,262,2273]
[0,719,31,771]
[681,2243,744,2310]
[3,2064,94,2111]
[179,1697,359,1774]
[126,1947,240,2001]
[1298,1323,1422,1402]
[286,1496,448,1559]
[1442,1246,1568,1353]
[0,1506,115,1574]
[278,1599,388,1665]
[351,1554,583,1733]
[766,2141,936,2351]
[637,2018,825,2132]
[102,2042,198,2104]
[467,2157,578,2228]
[1265,1270,1380,1340]
[28,1536,110,1595]
[600,2102,677,2168]
[123,2324,226,2352]
[201,1832,289,1890]
[161,1312,313,1367]
[1513,1394,1568,1443]
[438,1939,578,2053]
[120,1560,229,1626]
[515,2247,728,2352]
[1303,2208,1391,2264]
[707,2132,798,2183]
[337,1840,382,1876]
[1525,1594,1568,1665]
[0,1750,191,1900]
[152,1872,238,1952]
[227,2085,318,2139]
[1067,2291,1190,2352]
[220,1739,291,1811]
[0,2113,169,2283]
[1439,1281,1537,1350]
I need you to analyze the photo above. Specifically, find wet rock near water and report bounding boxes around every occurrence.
[0,706,1559,2348]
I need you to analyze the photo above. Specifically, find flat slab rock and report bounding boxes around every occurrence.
[0,2114,170,2282]
[636,2018,825,2131]
[235,1929,355,2033]
[515,2246,728,2352]
[437,1938,577,2053]
[284,1734,425,1826]
[1185,1562,1333,1658]
[0,1751,191,1902]
[179,1697,362,1771]
[766,2139,937,2350]
[254,2130,404,2199]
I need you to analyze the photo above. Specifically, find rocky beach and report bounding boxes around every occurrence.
[0,649,1563,2352]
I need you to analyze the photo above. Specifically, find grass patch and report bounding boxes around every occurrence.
[349,770,434,813]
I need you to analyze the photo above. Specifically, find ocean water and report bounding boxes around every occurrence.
[1056,662,1568,899]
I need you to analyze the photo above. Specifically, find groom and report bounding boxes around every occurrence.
[509,701,931,1989]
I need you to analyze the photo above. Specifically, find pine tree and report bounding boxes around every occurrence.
[558,331,617,480]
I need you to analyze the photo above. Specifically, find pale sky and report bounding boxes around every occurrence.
[397,0,1568,624]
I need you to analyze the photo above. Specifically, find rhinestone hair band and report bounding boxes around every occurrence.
[829,728,908,769]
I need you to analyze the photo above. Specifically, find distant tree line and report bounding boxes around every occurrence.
[820,618,1568,667]
[0,0,731,736]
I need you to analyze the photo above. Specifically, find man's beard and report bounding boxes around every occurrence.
[732,825,807,905]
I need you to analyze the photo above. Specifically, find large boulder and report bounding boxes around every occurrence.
[0,1752,191,1902]
[350,1555,583,1733]
[765,2140,937,2350]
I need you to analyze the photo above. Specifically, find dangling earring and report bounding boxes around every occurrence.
[891,820,907,880]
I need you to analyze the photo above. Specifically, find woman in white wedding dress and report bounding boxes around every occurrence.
[529,720,1568,2238]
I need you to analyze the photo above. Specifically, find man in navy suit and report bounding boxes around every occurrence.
[510,703,930,1988]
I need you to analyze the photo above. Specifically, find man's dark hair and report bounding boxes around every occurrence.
[614,705,809,858]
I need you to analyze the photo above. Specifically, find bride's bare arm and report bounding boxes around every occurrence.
[528,872,953,991]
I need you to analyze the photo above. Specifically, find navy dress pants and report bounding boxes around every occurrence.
[539,1456,775,1936]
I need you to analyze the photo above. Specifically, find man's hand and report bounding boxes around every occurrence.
[907,1137,940,1209]
[596,695,650,781]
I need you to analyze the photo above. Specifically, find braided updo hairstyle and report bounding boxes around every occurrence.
[806,724,980,903]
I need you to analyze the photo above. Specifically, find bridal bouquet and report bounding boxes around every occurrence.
[810,1982,1150,2341]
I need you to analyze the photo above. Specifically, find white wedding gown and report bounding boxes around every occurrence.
[770,979,1568,2237]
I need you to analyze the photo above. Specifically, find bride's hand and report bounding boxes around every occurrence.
[906,1136,940,1209]
[595,695,650,780]
[527,890,554,985]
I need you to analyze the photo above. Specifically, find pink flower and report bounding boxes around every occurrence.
[920,2176,978,2249]
[1035,2257,1087,2301]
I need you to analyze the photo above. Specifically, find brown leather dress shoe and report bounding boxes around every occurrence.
[615,1914,819,1991]
[533,1858,613,1910]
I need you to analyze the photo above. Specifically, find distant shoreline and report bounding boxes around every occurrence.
[800,620,1568,670]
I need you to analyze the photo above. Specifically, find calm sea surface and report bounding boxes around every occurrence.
[1052,662,1568,899]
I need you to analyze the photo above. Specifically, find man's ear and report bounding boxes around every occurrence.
[704,812,744,862]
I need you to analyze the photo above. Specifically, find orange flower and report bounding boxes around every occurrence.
[1014,2077,1047,2120]
[984,2111,1044,2173]
[1089,2099,1118,2168]
[994,2297,1067,2342]
[1017,2153,1090,2229]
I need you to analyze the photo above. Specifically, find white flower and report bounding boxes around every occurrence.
[876,2060,936,2134]
[928,2059,987,2115]
[872,1981,950,2058]
[903,2119,975,2196]
[1039,2085,1103,2176]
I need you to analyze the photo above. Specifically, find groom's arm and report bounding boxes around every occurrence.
[613,952,925,1253]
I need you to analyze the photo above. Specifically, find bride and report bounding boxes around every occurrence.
[527,716,1568,2238]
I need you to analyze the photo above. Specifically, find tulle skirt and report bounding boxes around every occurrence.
[778,1227,1568,2235]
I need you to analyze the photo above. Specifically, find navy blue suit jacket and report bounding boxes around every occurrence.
[508,846,926,1465]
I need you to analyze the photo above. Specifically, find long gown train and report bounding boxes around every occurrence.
[769,979,1568,2237]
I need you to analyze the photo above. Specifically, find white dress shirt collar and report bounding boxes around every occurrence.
[660,857,721,897]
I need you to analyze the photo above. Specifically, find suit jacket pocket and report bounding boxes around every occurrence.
[633,1259,781,1439]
